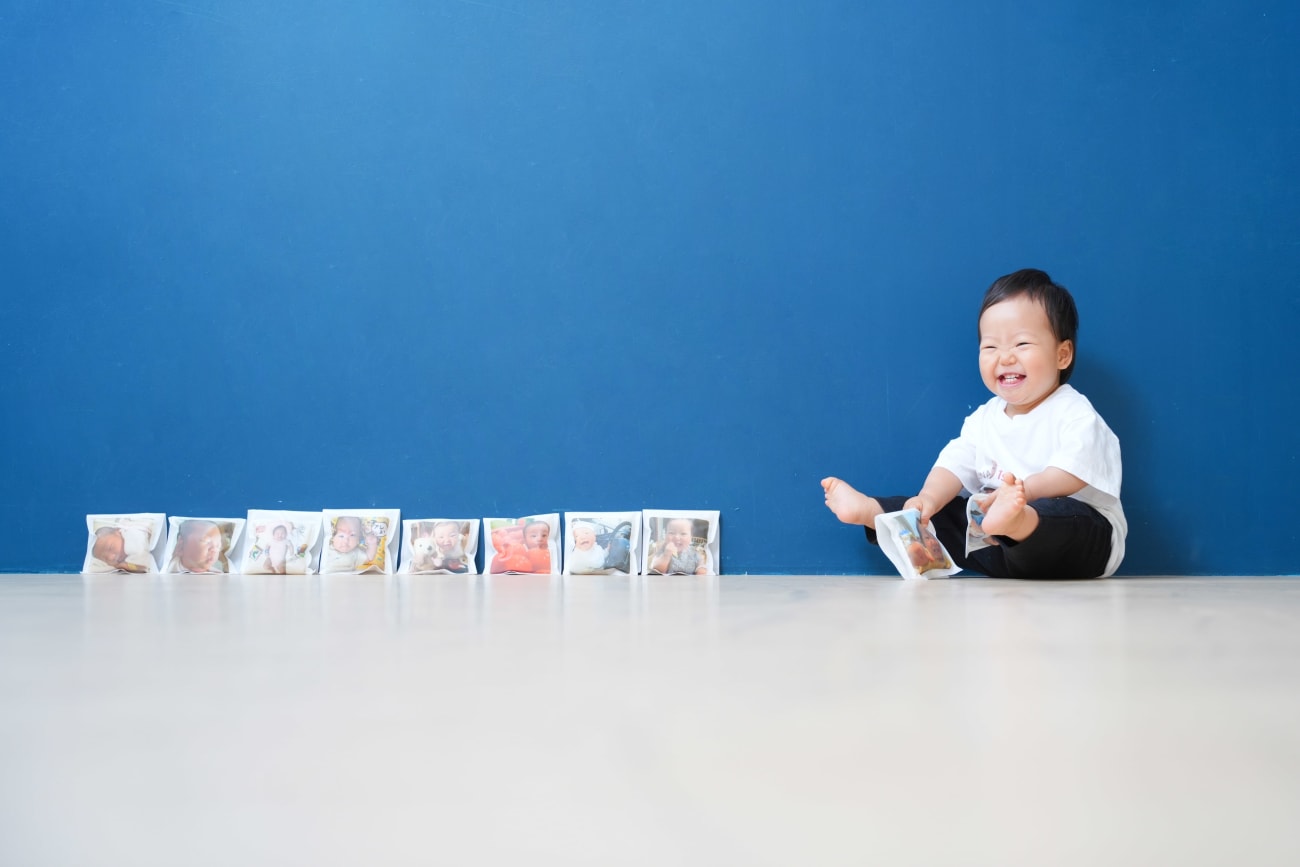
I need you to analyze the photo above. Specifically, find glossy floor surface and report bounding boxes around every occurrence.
[2,574,1299,866]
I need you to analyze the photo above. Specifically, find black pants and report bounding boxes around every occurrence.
[866,495,1113,580]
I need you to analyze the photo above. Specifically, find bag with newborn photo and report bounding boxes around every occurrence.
[400,519,479,574]
[241,510,323,575]
[642,510,720,576]
[563,512,640,575]
[162,517,244,574]
[321,509,401,575]
[82,513,167,573]
[873,508,961,580]
[484,514,560,575]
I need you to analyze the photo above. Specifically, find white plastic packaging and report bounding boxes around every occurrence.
[320,509,401,575]
[563,512,641,575]
[161,517,245,574]
[484,514,560,575]
[400,519,480,574]
[965,489,997,557]
[82,513,166,573]
[642,510,720,575]
[873,508,961,580]
[241,510,323,575]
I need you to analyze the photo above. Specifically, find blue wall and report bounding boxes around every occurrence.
[2,1,1297,574]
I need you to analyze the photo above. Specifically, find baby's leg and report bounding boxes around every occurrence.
[821,477,885,527]
[998,498,1114,580]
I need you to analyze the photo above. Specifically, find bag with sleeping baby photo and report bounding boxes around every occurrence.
[161,517,245,574]
[320,509,401,574]
[82,513,167,573]
[241,510,323,575]
[642,510,720,575]
[484,514,560,575]
[400,518,479,574]
[563,512,641,575]
[873,509,961,580]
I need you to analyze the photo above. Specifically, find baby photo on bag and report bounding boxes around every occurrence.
[162,517,244,574]
[484,514,559,575]
[241,510,323,575]
[82,513,166,573]
[964,488,998,557]
[874,509,961,580]
[401,518,479,574]
[563,512,640,575]
[321,509,400,575]
[642,510,720,576]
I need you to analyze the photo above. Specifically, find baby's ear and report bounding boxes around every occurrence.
[1057,339,1074,371]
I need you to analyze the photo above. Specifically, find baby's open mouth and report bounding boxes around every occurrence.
[999,374,1024,385]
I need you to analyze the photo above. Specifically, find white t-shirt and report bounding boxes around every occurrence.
[934,384,1127,577]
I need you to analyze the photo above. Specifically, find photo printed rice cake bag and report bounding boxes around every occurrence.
[241,510,323,575]
[642,509,720,575]
[82,513,167,573]
[401,518,480,574]
[162,516,245,574]
[964,489,998,557]
[563,511,641,575]
[873,508,961,580]
[484,514,560,575]
[320,509,401,575]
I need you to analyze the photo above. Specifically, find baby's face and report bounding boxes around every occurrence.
[180,524,222,571]
[525,523,550,549]
[332,518,362,553]
[94,529,126,565]
[978,294,1072,417]
[273,526,287,541]
[666,520,693,550]
[573,526,597,550]
[434,526,459,552]
[924,534,944,559]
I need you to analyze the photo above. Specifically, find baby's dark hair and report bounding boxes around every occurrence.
[979,268,1079,384]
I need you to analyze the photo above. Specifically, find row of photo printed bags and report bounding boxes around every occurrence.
[82,509,721,576]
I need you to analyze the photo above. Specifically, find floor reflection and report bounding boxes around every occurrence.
[79,572,729,640]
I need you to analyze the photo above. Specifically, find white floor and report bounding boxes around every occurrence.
[2,574,1299,866]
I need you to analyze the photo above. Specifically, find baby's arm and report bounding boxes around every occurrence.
[650,543,672,573]
[905,466,964,524]
[1021,467,1086,501]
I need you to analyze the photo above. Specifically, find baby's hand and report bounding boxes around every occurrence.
[903,495,936,525]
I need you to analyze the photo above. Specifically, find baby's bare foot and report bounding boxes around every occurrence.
[821,477,883,527]
[980,476,1034,539]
